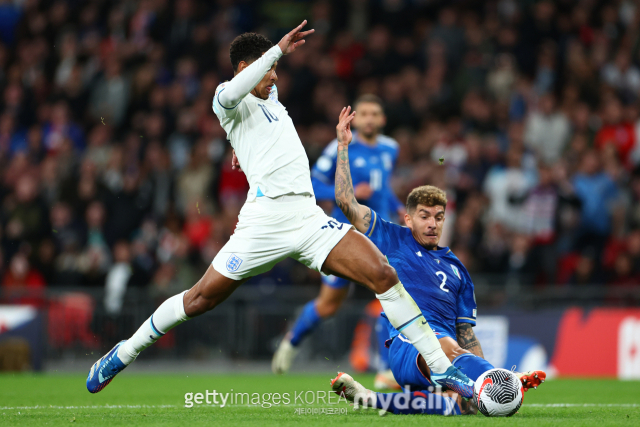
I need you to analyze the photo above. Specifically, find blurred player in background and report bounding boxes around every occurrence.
[272,95,405,389]
[87,23,474,397]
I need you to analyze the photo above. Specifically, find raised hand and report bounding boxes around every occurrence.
[278,20,315,55]
[336,106,356,147]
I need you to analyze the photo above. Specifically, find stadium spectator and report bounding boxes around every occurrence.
[523,92,570,164]
[0,0,638,302]
[2,252,46,307]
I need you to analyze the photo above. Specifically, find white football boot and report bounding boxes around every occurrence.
[331,372,376,409]
[271,334,300,374]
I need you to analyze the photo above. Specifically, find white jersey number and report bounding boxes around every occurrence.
[436,271,449,293]
[370,168,382,191]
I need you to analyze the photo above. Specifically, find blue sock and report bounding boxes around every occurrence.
[375,316,390,371]
[289,301,322,347]
[452,353,495,382]
[374,390,461,415]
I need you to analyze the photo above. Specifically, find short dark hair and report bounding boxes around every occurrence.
[353,94,384,110]
[406,185,447,213]
[229,33,274,72]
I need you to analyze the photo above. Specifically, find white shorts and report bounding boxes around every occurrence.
[212,195,353,280]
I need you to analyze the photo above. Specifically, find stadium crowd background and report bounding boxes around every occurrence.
[1,0,640,315]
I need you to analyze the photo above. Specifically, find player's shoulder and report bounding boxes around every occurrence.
[441,249,471,280]
[377,135,399,151]
[313,139,339,174]
[213,81,246,115]
[371,209,409,237]
[214,82,230,97]
[322,139,340,157]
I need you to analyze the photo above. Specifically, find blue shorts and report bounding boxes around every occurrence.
[387,328,456,391]
[321,275,350,289]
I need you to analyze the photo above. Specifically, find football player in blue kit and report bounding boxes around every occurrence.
[272,95,404,388]
[328,106,546,416]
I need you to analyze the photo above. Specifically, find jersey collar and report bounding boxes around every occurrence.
[428,246,451,257]
[413,238,450,257]
[351,131,378,148]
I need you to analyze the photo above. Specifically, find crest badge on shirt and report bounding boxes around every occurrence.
[226,254,243,272]
[450,264,461,280]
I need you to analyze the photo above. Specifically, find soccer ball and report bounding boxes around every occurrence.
[474,368,523,417]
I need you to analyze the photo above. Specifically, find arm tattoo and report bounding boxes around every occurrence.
[456,323,484,358]
[335,145,370,230]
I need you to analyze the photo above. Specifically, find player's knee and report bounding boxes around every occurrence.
[184,291,218,317]
[369,262,398,294]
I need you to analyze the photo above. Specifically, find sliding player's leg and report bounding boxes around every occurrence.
[438,336,546,391]
[315,230,473,397]
[331,372,471,416]
[87,266,246,393]
[436,336,494,383]
[272,280,348,374]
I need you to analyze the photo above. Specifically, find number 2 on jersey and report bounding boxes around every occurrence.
[435,271,449,293]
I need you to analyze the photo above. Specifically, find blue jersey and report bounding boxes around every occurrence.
[364,209,477,341]
[311,132,403,224]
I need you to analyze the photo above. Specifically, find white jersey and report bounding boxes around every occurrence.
[212,45,314,202]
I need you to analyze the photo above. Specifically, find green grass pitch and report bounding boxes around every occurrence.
[1,373,639,426]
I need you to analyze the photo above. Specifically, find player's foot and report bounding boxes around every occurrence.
[374,369,402,390]
[271,334,299,374]
[430,365,474,399]
[331,372,375,408]
[518,370,546,392]
[86,340,129,393]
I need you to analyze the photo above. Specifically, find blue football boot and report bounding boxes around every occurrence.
[431,365,475,398]
[87,340,128,393]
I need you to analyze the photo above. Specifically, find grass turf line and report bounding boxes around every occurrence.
[0,373,639,426]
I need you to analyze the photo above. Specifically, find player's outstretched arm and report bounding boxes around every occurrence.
[218,21,314,108]
[335,106,372,233]
[456,323,485,358]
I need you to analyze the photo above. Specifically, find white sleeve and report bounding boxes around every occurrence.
[216,45,283,109]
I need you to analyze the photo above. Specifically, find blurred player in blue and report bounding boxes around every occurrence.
[272,95,405,388]
[328,106,545,415]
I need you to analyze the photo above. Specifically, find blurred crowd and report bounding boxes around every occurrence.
[1,0,640,311]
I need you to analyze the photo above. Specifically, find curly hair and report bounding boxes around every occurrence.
[406,185,447,213]
[229,32,274,72]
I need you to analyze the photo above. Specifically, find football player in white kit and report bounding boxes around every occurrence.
[86,21,474,398]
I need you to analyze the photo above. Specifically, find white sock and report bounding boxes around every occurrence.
[117,291,190,365]
[376,282,451,374]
